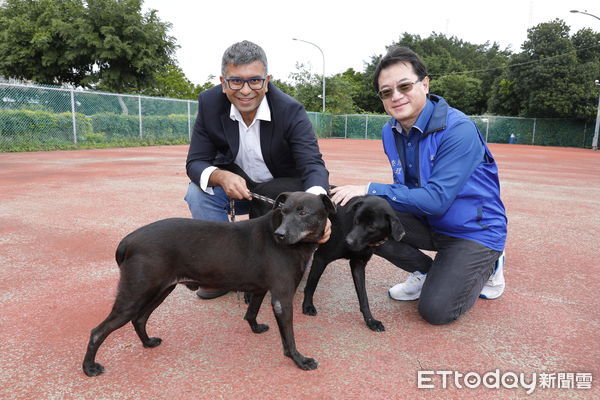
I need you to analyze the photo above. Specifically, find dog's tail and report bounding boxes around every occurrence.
[115,238,128,266]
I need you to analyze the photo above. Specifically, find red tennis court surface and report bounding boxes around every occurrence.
[0,140,598,399]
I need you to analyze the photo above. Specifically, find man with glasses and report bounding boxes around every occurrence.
[185,40,330,299]
[331,46,507,325]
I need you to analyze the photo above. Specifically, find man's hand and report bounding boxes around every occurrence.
[209,169,252,200]
[318,218,332,244]
[330,185,366,206]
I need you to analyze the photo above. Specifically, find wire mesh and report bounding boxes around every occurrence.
[0,82,593,151]
[0,82,197,151]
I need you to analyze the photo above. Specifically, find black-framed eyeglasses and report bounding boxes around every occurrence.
[377,77,425,100]
[224,77,267,90]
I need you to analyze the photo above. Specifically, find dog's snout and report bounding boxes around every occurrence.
[274,228,286,242]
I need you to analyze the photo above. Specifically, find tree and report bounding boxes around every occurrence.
[287,63,322,112]
[488,19,599,120]
[390,33,511,114]
[143,64,214,100]
[0,0,177,93]
[430,75,483,115]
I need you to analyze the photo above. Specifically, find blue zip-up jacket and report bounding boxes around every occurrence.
[367,95,507,251]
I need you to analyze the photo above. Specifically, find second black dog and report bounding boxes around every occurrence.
[227,165,404,332]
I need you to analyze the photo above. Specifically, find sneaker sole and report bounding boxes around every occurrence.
[479,290,503,300]
[388,290,420,301]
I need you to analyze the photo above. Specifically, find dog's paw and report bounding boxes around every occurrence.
[251,324,269,334]
[296,356,319,371]
[367,319,385,332]
[143,337,163,348]
[83,362,105,377]
[302,304,318,316]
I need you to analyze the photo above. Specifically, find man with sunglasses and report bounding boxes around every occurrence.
[331,46,507,325]
[185,41,330,299]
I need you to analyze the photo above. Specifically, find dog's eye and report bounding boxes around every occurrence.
[297,209,308,216]
[367,225,376,231]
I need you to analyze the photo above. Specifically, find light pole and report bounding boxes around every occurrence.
[570,10,600,150]
[482,118,490,142]
[293,38,326,113]
[592,80,600,151]
[570,9,600,21]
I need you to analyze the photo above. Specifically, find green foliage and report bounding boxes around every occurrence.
[0,108,189,151]
[287,63,323,112]
[0,0,177,92]
[430,75,483,115]
[142,64,214,100]
[382,32,511,114]
[0,109,91,144]
[488,19,600,120]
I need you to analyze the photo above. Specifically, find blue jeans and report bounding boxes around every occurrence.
[184,182,250,222]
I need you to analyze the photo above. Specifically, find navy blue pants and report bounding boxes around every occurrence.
[374,212,502,325]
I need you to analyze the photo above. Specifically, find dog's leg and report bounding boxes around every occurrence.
[132,285,176,347]
[302,255,328,316]
[271,291,318,370]
[350,258,385,332]
[82,299,141,377]
[244,291,269,333]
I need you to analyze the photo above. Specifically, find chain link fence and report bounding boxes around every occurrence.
[1,82,594,151]
[0,82,197,151]
[308,112,594,148]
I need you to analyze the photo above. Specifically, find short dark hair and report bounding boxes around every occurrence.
[372,46,428,92]
[221,40,268,76]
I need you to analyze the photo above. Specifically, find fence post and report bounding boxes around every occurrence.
[70,89,77,144]
[138,95,143,139]
[344,115,348,139]
[365,115,369,139]
[532,118,536,145]
[187,101,192,141]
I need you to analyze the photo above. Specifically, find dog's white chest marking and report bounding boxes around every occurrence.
[304,250,316,272]
[273,300,283,315]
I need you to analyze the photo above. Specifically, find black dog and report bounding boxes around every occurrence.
[226,165,404,332]
[82,192,335,376]
[302,195,404,331]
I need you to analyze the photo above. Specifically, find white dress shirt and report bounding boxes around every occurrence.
[200,97,326,196]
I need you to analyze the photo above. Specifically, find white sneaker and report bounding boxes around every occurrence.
[388,271,427,301]
[479,252,506,300]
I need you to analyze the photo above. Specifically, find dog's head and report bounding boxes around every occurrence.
[344,196,405,252]
[271,192,336,245]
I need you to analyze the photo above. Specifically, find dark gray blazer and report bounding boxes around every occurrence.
[186,83,329,190]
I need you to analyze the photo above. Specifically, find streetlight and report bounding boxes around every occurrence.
[293,38,326,113]
[570,9,600,21]
[570,10,600,150]
[481,118,490,142]
[592,80,600,151]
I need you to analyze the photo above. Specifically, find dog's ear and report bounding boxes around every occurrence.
[320,194,336,215]
[274,192,290,209]
[348,199,364,214]
[271,207,283,230]
[388,213,405,241]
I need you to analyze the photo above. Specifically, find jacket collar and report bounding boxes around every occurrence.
[388,94,449,138]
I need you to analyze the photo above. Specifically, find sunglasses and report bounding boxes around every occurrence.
[377,77,424,100]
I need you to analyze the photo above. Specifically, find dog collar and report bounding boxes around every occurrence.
[368,237,388,247]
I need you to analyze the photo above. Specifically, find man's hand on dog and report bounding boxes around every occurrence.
[210,169,252,200]
[330,185,367,206]
[318,219,331,244]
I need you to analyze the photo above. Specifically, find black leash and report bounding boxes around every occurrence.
[229,191,277,222]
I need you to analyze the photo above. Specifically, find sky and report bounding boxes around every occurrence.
[142,0,599,85]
